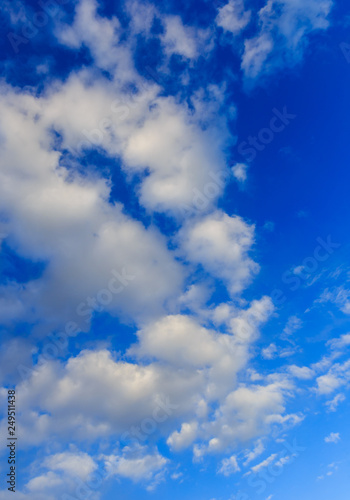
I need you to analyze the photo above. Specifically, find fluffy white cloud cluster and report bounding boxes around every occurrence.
[0,61,231,328]
[316,359,350,395]
[0,445,169,498]
[0,83,185,328]
[102,446,168,487]
[0,450,100,500]
[0,0,340,495]
[0,294,281,448]
[56,0,134,76]
[180,211,259,296]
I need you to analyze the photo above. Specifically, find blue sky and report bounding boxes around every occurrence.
[0,0,350,499]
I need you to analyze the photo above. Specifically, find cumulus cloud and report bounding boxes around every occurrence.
[0,0,341,495]
[3,349,201,445]
[0,77,194,329]
[179,211,259,296]
[288,365,315,380]
[130,314,241,376]
[56,0,134,77]
[6,450,102,500]
[198,379,300,453]
[167,421,198,451]
[315,359,350,395]
[102,446,168,483]
[42,451,98,480]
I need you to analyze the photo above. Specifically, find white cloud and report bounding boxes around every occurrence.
[324,432,340,444]
[317,462,339,480]
[262,344,299,360]
[327,333,350,351]
[26,471,65,493]
[274,455,291,467]
[315,359,350,395]
[241,0,333,80]
[56,0,133,76]
[288,365,315,380]
[244,439,265,465]
[19,450,101,500]
[13,446,165,498]
[199,379,299,452]
[125,0,157,35]
[16,17,230,219]
[179,211,259,296]
[0,337,34,384]
[282,316,303,338]
[2,349,201,445]
[262,343,278,360]
[251,453,277,473]
[229,296,275,343]
[167,421,198,451]
[231,162,248,183]
[317,287,350,315]
[122,97,228,214]
[131,314,238,371]
[216,0,251,35]
[293,265,305,275]
[43,451,97,480]
[0,77,192,328]
[0,0,336,485]
[316,373,343,395]
[325,393,345,412]
[241,32,274,80]
[218,455,240,476]
[103,446,168,483]
[161,15,209,59]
